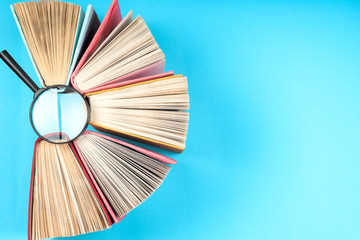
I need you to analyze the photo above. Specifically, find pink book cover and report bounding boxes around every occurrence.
[82,131,177,164]
[71,0,122,82]
[85,71,174,94]
[94,60,166,89]
[28,138,113,240]
[73,60,166,94]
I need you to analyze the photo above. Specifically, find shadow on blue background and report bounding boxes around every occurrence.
[1,0,360,239]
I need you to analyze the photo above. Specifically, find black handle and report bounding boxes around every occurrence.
[0,50,39,93]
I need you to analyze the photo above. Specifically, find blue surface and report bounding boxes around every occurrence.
[1,0,360,239]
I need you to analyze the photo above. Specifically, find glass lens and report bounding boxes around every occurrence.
[31,86,88,143]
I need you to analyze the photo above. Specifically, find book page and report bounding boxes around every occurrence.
[75,133,171,217]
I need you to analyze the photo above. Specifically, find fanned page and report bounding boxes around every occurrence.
[10,5,44,86]
[74,132,171,217]
[30,140,110,240]
[13,1,81,86]
[73,15,165,92]
[86,75,190,152]
[85,9,133,65]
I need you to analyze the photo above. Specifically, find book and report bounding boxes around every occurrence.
[85,73,190,152]
[66,4,100,85]
[71,8,166,93]
[71,0,122,79]
[73,131,176,217]
[29,138,112,240]
[11,1,86,86]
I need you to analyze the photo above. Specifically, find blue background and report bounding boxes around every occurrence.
[1,0,360,239]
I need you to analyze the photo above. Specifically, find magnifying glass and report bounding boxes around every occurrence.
[0,50,89,144]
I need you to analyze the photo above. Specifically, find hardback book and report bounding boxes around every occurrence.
[85,72,190,152]
[30,131,176,239]
[73,131,175,217]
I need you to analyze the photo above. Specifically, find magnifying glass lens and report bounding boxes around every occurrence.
[31,86,88,143]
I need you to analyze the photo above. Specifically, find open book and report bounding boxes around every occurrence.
[74,131,174,217]
[30,138,112,240]
[86,73,190,152]
[11,1,101,86]
[71,9,166,93]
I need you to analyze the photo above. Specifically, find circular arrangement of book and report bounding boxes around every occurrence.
[8,0,189,239]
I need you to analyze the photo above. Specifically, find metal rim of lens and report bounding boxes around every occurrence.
[29,85,90,144]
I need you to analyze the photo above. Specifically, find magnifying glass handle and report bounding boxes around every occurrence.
[0,50,39,93]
